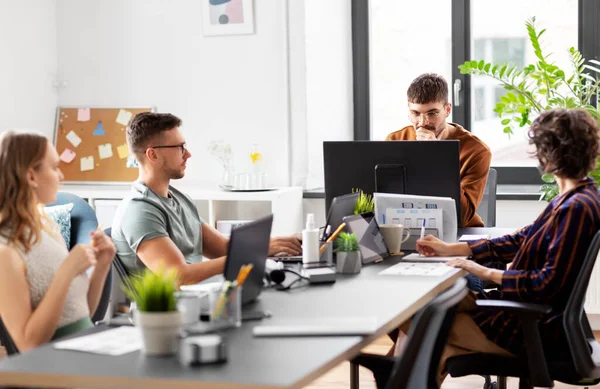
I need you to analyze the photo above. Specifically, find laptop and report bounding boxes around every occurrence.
[224,214,273,305]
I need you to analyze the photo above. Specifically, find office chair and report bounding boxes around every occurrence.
[476,168,498,228]
[350,277,468,389]
[104,228,137,301]
[447,230,600,389]
[47,193,112,323]
[0,317,19,355]
[48,192,99,249]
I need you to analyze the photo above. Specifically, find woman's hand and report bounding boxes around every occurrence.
[446,258,503,284]
[91,230,116,266]
[416,235,452,256]
[417,235,474,257]
[62,244,97,278]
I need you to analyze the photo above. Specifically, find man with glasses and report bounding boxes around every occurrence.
[111,112,302,284]
[386,73,491,227]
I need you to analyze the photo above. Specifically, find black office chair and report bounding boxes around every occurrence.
[104,228,137,301]
[350,277,468,389]
[476,168,498,228]
[0,317,19,356]
[447,230,600,389]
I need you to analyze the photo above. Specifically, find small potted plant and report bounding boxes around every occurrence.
[335,232,362,274]
[124,266,183,356]
[353,188,374,215]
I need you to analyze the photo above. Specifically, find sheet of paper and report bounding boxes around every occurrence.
[126,155,138,168]
[77,108,90,122]
[384,208,444,242]
[98,143,113,159]
[116,143,129,159]
[59,148,76,163]
[401,253,468,263]
[66,130,82,148]
[458,234,490,241]
[374,193,458,243]
[116,109,133,126]
[80,156,94,172]
[53,327,141,355]
[379,262,452,277]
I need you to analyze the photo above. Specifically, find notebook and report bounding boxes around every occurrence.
[401,253,469,263]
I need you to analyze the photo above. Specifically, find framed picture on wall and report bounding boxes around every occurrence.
[201,0,255,36]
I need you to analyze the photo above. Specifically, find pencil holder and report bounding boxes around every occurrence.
[208,285,242,328]
[319,241,333,264]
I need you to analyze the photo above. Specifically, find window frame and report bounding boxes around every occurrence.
[352,0,599,186]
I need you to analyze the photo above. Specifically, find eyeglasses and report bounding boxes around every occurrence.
[149,143,187,155]
[408,105,448,122]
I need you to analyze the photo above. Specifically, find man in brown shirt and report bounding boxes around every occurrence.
[386,73,491,227]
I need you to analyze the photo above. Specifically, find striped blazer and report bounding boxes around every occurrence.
[468,178,600,357]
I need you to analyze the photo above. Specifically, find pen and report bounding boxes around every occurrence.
[419,218,425,241]
[319,222,346,256]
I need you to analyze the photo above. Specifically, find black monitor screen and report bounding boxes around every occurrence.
[323,140,462,226]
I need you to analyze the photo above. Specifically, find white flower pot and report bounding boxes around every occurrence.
[134,310,183,356]
[336,251,362,274]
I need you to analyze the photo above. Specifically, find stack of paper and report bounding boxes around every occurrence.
[379,262,452,277]
[401,253,468,263]
[53,327,141,355]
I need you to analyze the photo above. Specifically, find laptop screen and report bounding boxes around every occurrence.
[224,214,273,305]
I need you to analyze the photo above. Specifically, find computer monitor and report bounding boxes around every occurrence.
[224,214,273,305]
[323,140,462,226]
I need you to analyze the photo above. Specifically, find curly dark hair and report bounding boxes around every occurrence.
[528,109,600,179]
[407,73,448,104]
[126,112,182,156]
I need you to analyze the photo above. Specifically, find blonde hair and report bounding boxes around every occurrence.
[0,131,49,252]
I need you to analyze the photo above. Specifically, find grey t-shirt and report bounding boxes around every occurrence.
[112,181,204,273]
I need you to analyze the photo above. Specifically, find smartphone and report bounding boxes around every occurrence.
[374,164,406,194]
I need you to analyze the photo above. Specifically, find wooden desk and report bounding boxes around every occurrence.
[0,228,510,389]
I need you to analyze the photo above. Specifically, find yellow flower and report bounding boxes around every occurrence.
[250,151,262,164]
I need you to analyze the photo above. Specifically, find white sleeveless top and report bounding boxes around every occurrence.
[0,229,90,328]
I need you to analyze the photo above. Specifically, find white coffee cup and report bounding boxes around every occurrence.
[379,224,411,255]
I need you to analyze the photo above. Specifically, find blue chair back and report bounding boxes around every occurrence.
[48,192,98,249]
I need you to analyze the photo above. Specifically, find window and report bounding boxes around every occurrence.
[470,1,578,167]
[369,0,452,141]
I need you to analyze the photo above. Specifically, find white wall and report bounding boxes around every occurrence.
[0,1,58,138]
[56,0,293,187]
[304,0,354,189]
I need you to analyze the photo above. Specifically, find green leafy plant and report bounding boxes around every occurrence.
[123,266,179,312]
[458,17,600,201]
[353,188,375,214]
[334,232,359,252]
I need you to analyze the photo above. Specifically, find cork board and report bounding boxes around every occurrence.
[54,107,154,183]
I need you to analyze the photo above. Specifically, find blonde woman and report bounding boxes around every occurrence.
[0,131,116,351]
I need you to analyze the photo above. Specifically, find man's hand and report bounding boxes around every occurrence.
[269,236,302,256]
[415,128,436,140]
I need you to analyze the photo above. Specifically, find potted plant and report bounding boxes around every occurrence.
[459,17,600,201]
[124,267,183,356]
[335,232,362,274]
[353,188,375,214]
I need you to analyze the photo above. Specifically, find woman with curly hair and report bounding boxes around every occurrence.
[399,109,600,382]
[0,131,116,351]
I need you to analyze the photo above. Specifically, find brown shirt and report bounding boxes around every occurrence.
[385,123,491,227]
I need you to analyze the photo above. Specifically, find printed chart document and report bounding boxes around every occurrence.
[53,326,141,355]
[401,253,469,263]
[374,193,457,243]
[379,262,453,277]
